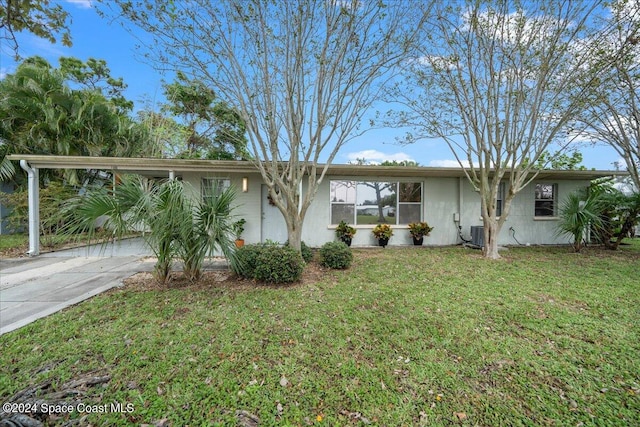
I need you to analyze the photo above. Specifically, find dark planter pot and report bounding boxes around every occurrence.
[378,237,389,248]
[340,236,352,247]
[412,236,424,246]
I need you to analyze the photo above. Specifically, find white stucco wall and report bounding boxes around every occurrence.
[183,171,263,244]
[185,172,591,248]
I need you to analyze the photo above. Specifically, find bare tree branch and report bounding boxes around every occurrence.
[391,0,623,258]
[99,0,432,250]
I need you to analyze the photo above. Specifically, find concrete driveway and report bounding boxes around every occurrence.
[0,238,154,335]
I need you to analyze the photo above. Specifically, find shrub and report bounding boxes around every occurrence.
[319,241,353,269]
[285,240,313,263]
[254,245,305,283]
[1,182,76,238]
[232,244,267,279]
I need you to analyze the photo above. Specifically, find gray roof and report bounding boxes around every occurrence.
[7,154,625,181]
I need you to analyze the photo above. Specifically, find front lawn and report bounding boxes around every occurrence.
[1,243,639,426]
[0,233,27,255]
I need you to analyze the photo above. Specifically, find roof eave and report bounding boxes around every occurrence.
[7,154,626,181]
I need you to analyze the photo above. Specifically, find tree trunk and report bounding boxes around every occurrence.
[286,220,302,252]
[612,217,636,250]
[482,217,501,260]
[284,203,303,252]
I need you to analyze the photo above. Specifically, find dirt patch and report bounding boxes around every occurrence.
[0,245,28,259]
[121,260,336,293]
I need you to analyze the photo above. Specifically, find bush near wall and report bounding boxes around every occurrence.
[232,243,269,279]
[0,182,76,236]
[233,243,305,283]
[319,241,353,269]
[285,240,314,263]
[254,245,305,283]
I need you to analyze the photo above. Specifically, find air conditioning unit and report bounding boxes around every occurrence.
[470,226,484,247]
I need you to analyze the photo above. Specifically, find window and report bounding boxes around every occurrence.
[330,180,422,225]
[330,181,356,224]
[534,183,557,217]
[481,182,505,217]
[202,178,230,202]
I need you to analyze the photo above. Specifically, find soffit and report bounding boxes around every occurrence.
[7,155,624,181]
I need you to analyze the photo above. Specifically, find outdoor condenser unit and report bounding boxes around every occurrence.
[470,226,484,247]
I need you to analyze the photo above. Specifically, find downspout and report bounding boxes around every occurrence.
[20,160,40,256]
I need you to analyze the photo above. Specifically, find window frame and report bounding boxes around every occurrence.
[534,183,558,217]
[202,177,231,203]
[329,179,423,226]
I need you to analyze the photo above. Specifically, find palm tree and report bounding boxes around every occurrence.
[64,175,238,285]
[178,186,236,282]
[0,56,149,184]
[556,189,604,252]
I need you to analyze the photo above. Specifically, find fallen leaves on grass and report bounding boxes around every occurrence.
[0,370,111,427]
[454,411,468,421]
[121,261,334,292]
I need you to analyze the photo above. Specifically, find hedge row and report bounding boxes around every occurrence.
[233,240,353,283]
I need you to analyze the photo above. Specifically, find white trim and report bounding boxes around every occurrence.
[20,160,40,256]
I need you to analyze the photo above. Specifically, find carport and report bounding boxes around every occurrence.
[7,154,256,256]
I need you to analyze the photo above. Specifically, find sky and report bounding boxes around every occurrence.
[0,0,626,171]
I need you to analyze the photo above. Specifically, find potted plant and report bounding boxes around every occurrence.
[408,221,434,246]
[372,223,393,248]
[335,220,356,247]
[233,219,246,248]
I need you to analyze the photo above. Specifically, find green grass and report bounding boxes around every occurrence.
[0,233,27,251]
[356,214,395,225]
[1,243,639,426]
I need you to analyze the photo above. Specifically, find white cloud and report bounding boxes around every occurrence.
[24,35,67,58]
[414,55,457,71]
[345,150,414,164]
[65,0,92,8]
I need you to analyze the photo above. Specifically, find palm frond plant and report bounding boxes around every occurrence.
[147,179,191,283]
[63,175,237,285]
[179,186,237,282]
[596,190,640,250]
[556,189,604,252]
[0,144,16,181]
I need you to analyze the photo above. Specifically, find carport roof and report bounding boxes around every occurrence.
[7,154,625,181]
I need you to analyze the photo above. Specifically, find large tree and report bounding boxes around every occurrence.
[578,0,640,191]
[0,56,148,184]
[393,0,631,259]
[162,72,248,160]
[0,0,72,59]
[99,0,431,251]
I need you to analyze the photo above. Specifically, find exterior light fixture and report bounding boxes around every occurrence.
[242,177,249,193]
